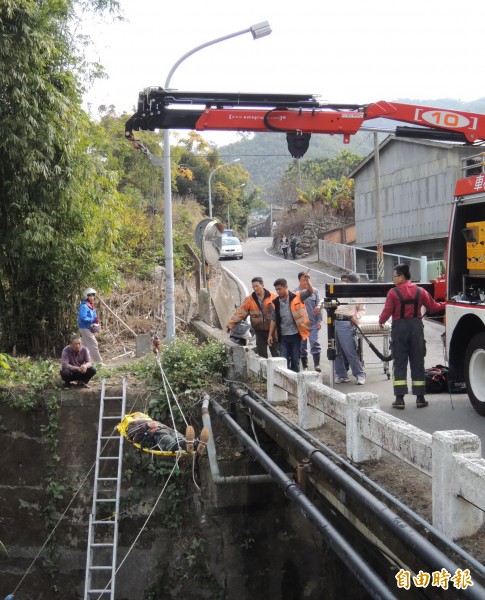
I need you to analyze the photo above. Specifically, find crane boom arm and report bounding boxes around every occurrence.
[125,88,485,156]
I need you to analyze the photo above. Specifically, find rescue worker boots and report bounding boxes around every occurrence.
[392,395,405,409]
[313,353,321,372]
[301,356,308,370]
[416,395,428,408]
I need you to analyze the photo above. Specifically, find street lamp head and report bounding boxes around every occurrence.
[250,21,272,39]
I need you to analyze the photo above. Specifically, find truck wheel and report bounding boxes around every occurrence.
[465,332,485,416]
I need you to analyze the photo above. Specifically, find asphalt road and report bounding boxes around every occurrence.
[221,236,485,445]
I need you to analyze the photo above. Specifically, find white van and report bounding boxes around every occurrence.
[219,237,243,260]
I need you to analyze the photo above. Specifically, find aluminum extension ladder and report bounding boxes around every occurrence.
[84,378,127,599]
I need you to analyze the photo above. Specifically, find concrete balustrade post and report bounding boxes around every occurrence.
[346,392,381,463]
[266,357,288,404]
[432,430,483,539]
[297,371,323,429]
[246,351,263,376]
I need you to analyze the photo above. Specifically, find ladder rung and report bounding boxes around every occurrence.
[103,396,123,400]
[89,565,113,570]
[92,520,115,525]
[88,589,112,594]
[100,435,120,440]
[98,456,119,460]
[91,543,114,547]
[102,416,122,420]
[98,477,117,481]
[95,498,117,503]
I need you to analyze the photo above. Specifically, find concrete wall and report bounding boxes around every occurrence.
[0,391,176,600]
[322,224,356,245]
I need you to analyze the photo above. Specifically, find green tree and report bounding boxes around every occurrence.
[0,0,120,354]
[296,176,355,216]
[93,112,209,278]
[284,150,363,187]
[170,133,261,232]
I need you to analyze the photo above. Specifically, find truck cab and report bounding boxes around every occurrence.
[446,154,485,414]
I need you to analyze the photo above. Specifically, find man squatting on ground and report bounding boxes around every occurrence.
[60,334,97,389]
[334,272,366,385]
[379,263,445,409]
[126,412,209,456]
[268,276,312,373]
[294,271,322,372]
[227,277,280,359]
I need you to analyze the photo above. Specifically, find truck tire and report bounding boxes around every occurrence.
[465,332,485,416]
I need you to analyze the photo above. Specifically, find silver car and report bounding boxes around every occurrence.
[219,236,243,260]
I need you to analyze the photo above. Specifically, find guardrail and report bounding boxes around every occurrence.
[245,350,485,541]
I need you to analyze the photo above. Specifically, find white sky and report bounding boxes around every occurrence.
[82,0,484,146]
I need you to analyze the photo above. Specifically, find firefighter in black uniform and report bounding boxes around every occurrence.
[379,263,445,410]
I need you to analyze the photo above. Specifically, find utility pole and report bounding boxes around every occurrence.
[374,132,384,281]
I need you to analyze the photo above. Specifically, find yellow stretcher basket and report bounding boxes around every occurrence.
[117,412,193,458]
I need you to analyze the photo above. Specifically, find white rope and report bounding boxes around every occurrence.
[140,354,201,490]
[95,455,181,600]
[191,452,201,493]
[153,354,190,453]
[154,354,189,427]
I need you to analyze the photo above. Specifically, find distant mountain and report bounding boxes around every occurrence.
[219,98,485,197]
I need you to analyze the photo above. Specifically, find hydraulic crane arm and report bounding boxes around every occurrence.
[125,88,485,157]
[364,100,485,143]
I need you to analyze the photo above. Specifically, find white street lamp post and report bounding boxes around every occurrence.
[208,158,240,219]
[163,22,271,343]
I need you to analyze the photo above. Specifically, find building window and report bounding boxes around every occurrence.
[425,250,445,261]
[365,257,377,281]
[392,257,411,269]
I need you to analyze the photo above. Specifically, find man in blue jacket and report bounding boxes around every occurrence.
[78,287,103,364]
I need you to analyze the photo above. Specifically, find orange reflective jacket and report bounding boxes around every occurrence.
[272,291,310,340]
[228,289,277,332]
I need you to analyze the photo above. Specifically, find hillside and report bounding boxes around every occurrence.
[222,131,374,193]
[220,97,485,196]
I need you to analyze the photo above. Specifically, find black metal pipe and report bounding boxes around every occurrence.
[210,398,399,600]
[236,381,485,580]
[231,387,485,599]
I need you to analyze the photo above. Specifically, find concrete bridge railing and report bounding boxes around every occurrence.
[246,351,485,541]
